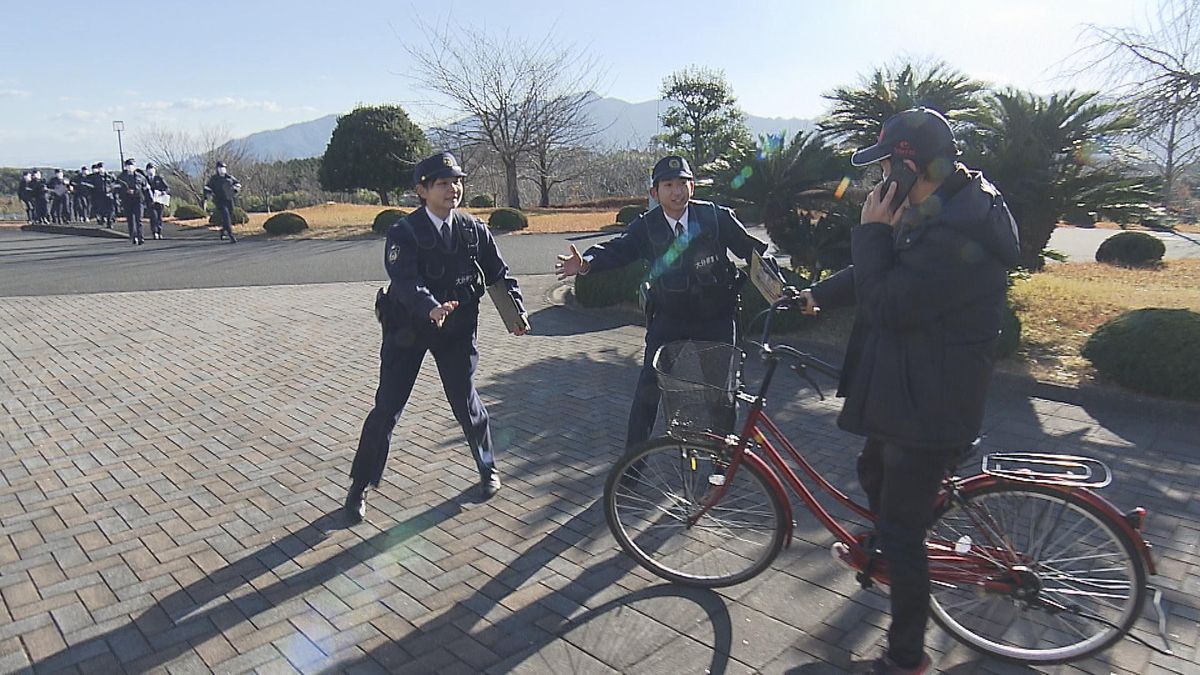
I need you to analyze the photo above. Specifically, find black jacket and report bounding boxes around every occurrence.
[812,165,1020,449]
[204,173,240,205]
[583,200,767,319]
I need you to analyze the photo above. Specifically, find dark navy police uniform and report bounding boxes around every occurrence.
[348,152,524,515]
[204,162,241,242]
[116,161,151,245]
[581,156,769,449]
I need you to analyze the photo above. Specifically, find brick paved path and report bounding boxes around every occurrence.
[1,276,1196,674]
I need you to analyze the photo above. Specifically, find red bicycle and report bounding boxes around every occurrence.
[603,296,1170,665]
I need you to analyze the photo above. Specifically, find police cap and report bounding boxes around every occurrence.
[413,152,466,186]
[651,155,693,184]
[215,161,227,168]
[851,107,958,167]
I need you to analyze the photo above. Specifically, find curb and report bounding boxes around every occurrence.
[22,224,127,239]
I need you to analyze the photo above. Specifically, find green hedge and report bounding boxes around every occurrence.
[173,203,206,220]
[574,260,649,308]
[208,206,249,226]
[1082,308,1200,400]
[262,212,308,235]
[373,208,405,234]
[616,205,643,225]
[1095,231,1165,267]
[489,207,528,232]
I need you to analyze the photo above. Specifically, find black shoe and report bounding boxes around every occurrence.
[137,238,145,245]
[229,236,237,243]
[867,652,931,674]
[480,470,501,500]
[220,232,227,240]
[344,482,367,523]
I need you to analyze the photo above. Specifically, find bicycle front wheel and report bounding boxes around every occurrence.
[603,437,787,588]
[928,481,1147,664]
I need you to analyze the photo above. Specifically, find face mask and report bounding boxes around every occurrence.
[125,166,134,173]
[147,168,156,176]
[33,172,41,179]
[55,173,63,178]
[217,167,227,176]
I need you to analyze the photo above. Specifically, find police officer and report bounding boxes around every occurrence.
[18,172,33,223]
[203,161,241,243]
[89,162,116,228]
[28,169,50,224]
[48,169,70,223]
[556,155,771,451]
[116,158,151,245]
[344,151,528,522]
[73,166,92,222]
[145,162,169,239]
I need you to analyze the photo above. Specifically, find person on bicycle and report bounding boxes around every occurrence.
[799,107,1020,674]
[556,155,774,451]
[344,152,528,523]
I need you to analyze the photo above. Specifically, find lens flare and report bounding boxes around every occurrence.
[834,176,851,200]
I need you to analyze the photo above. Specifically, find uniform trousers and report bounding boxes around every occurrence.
[626,312,737,449]
[351,320,494,487]
[149,202,166,235]
[124,202,144,242]
[858,439,955,668]
[215,202,235,238]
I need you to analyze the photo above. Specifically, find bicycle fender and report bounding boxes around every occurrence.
[947,474,1157,575]
[742,449,795,549]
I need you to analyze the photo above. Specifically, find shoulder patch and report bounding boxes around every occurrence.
[386,242,400,266]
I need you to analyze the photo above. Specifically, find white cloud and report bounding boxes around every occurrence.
[1,89,31,98]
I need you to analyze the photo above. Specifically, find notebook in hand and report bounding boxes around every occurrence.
[487,283,529,334]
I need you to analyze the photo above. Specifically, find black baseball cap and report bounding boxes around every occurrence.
[651,155,693,184]
[851,107,958,167]
[414,152,467,186]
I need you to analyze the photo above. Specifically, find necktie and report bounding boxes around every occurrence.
[674,220,685,238]
[442,222,454,249]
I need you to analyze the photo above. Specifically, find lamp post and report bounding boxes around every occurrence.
[112,120,125,165]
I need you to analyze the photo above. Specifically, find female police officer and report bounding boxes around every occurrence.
[555,155,770,452]
[345,151,527,522]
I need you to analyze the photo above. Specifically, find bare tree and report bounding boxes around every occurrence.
[405,19,605,209]
[1082,0,1200,203]
[135,124,251,206]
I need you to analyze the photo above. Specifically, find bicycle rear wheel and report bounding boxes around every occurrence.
[604,437,787,588]
[928,481,1147,664]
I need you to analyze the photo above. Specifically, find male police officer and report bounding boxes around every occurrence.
[28,170,50,224]
[556,155,769,450]
[116,158,151,245]
[145,162,170,239]
[48,169,71,224]
[18,172,34,223]
[203,161,241,242]
[800,108,1019,674]
[345,151,528,522]
[89,162,116,228]
[74,166,92,221]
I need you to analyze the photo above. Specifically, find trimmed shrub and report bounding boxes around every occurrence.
[173,203,206,220]
[488,207,528,232]
[208,206,249,226]
[1095,231,1165,267]
[616,205,643,225]
[262,212,308,235]
[373,208,405,234]
[469,194,495,208]
[574,260,649,308]
[1082,308,1200,400]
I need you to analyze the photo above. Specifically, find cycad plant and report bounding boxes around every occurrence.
[964,89,1160,269]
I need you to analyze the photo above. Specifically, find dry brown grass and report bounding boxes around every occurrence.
[1007,259,1200,385]
[171,202,623,239]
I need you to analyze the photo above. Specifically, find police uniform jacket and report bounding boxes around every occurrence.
[148,174,170,195]
[88,172,113,199]
[811,165,1020,449]
[583,199,767,320]
[205,173,240,205]
[384,207,524,337]
[116,171,151,206]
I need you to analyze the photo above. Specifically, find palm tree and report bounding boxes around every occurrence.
[722,130,852,281]
[964,89,1160,269]
[821,60,986,146]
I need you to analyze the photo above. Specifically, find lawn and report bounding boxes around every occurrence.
[172,203,623,239]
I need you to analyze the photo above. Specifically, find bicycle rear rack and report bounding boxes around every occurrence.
[981,453,1112,488]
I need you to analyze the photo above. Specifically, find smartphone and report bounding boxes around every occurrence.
[881,160,918,211]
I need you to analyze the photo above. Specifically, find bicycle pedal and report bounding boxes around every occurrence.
[830,541,855,570]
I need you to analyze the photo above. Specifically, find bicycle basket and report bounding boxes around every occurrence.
[653,341,743,436]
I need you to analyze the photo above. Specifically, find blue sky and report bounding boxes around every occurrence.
[1,0,1151,167]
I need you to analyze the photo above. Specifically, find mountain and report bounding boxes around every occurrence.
[229,113,340,161]
[230,97,814,160]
